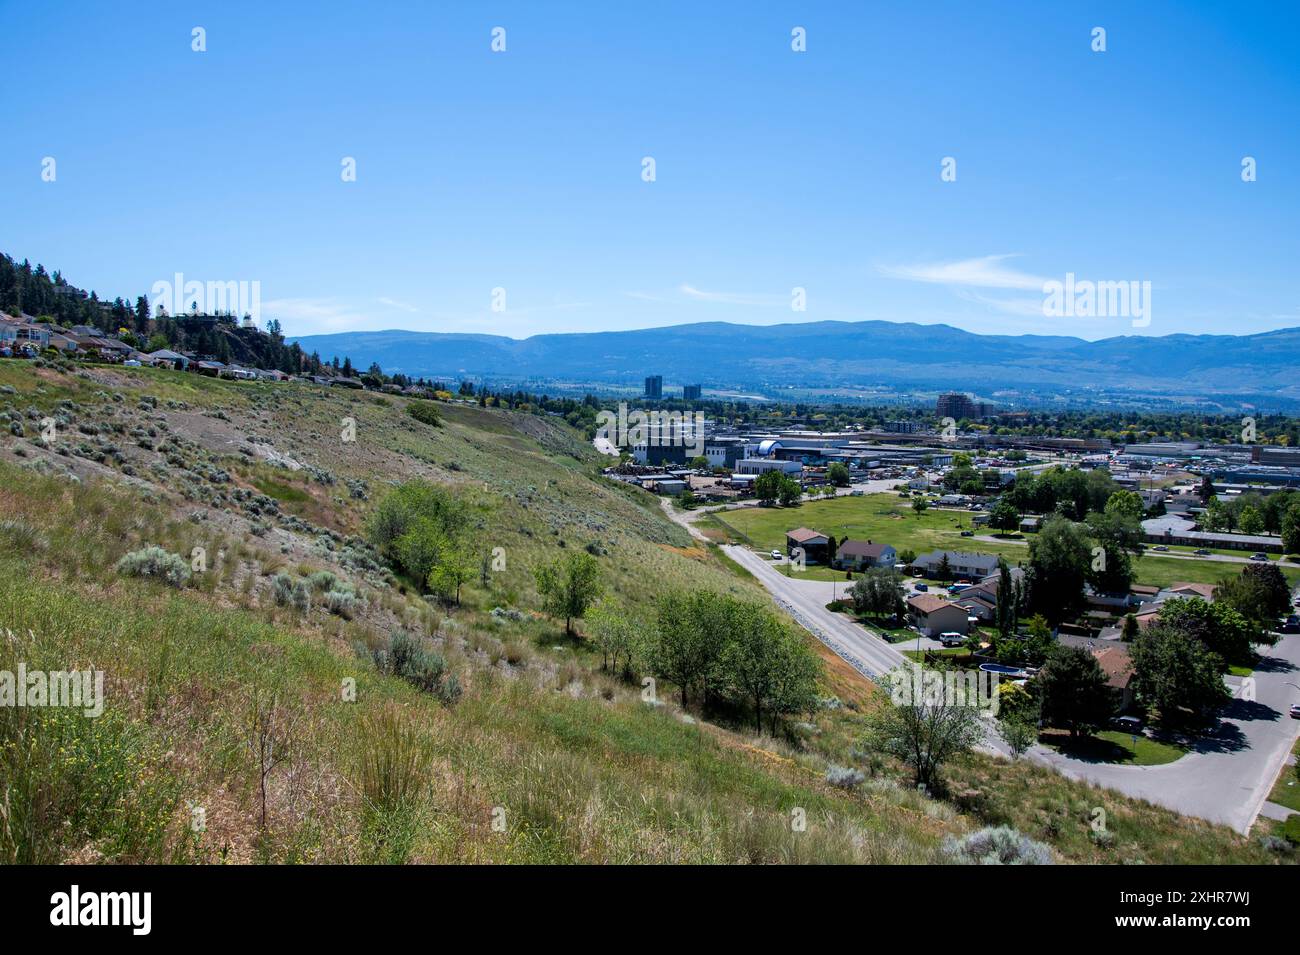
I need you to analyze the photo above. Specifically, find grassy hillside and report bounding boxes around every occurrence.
[0,359,1289,864]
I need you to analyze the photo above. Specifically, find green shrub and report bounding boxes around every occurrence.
[406,400,442,428]
[115,546,191,587]
[306,570,338,592]
[271,573,311,612]
[380,631,459,704]
[366,480,466,583]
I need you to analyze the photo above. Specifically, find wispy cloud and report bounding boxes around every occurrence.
[955,289,1050,318]
[262,298,381,333]
[377,296,419,313]
[876,254,1049,291]
[678,283,786,307]
[624,285,786,307]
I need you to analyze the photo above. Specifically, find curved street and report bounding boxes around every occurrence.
[665,497,1300,834]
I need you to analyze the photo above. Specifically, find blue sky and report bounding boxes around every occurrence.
[3,1,1297,340]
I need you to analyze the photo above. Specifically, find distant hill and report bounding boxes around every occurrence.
[290,320,1300,404]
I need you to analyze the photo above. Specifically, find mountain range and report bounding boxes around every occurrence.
[289,321,1300,407]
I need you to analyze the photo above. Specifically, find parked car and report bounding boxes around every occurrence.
[1109,715,1144,732]
[1280,616,1300,634]
[914,583,929,592]
[1291,704,1300,720]
[1250,552,1269,562]
[1153,545,1169,552]
[939,632,966,648]
[960,530,974,537]
[769,550,783,560]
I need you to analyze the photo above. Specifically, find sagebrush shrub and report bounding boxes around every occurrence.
[272,573,310,612]
[825,765,865,790]
[323,589,358,618]
[115,546,191,587]
[943,826,1053,865]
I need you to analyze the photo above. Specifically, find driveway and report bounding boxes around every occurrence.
[1030,634,1300,833]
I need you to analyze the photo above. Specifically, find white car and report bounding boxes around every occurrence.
[770,550,783,560]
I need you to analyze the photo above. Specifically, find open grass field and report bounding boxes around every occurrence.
[712,493,1300,591]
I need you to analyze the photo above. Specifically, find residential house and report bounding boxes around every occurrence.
[786,527,830,563]
[1059,634,1136,711]
[0,318,52,350]
[1129,584,1160,604]
[912,550,1000,580]
[147,349,190,369]
[47,331,78,353]
[832,539,897,571]
[956,566,1024,622]
[1156,581,1217,603]
[956,583,999,621]
[906,594,969,636]
[68,334,133,361]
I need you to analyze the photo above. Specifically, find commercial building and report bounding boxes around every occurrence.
[644,375,663,399]
[935,392,988,421]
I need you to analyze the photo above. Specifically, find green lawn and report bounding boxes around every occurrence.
[720,495,1025,561]
[716,494,1300,591]
[1040,729,1188,766]
[1267,740,1300,813]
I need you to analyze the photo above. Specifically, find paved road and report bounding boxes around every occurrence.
[667,497,1300,830]
[722,545,914,679]
[663,494,919,678]
[1030,634,1300,833]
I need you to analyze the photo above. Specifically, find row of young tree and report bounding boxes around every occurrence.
[587,590,822,733]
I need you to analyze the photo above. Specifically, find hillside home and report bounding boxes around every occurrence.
[147,349,190,369]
